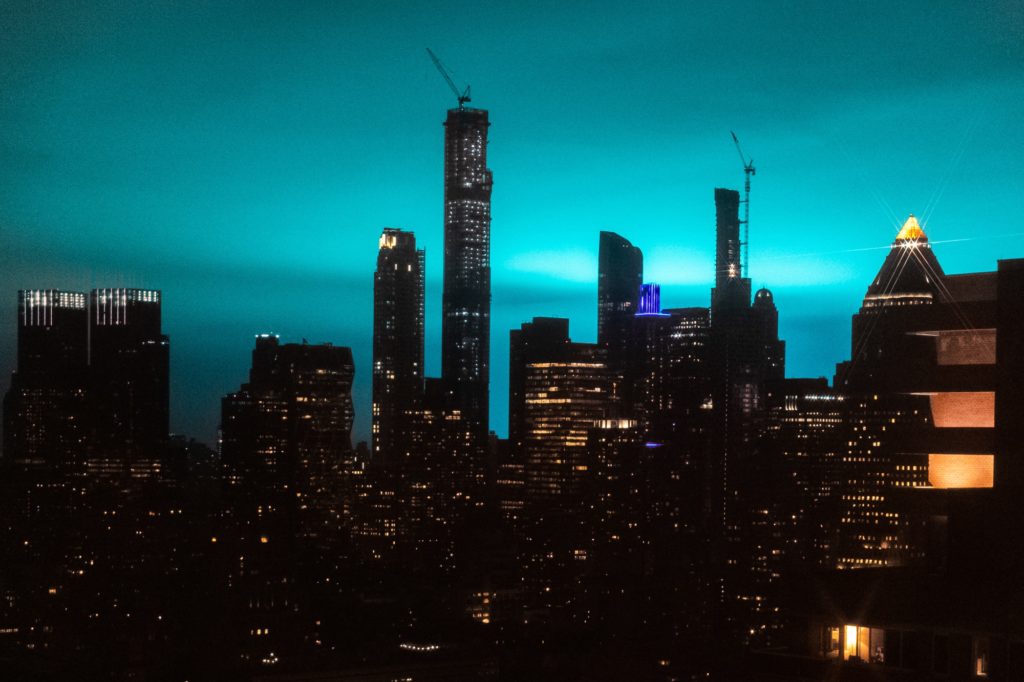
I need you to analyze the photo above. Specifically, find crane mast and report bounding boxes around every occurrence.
[426,48,471,109]
[730,131,756,279]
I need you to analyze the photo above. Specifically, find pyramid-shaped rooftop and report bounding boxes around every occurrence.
[895,214,926,241]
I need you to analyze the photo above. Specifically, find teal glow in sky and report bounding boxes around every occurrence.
[2,1,1023,444]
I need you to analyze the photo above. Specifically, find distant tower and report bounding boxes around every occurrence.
[441,106,492,440]
[3,290,88,468]
[598,231,643,374]
[753,288,785,380]
[711,188,751,313]
[372,228,424,464]
[88,288,169,462]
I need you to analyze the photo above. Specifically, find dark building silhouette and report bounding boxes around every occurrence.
[762,378,844,572]
[372,227,425,465]
[219,335,355,661]
[748,235,1024,681]
[3,290,88,468]
[441,106,492,441]
[629,283,671,430]
[659,307,713,442]
[711,188,750,312]
[598,231,643,375]
[221,334,354,522]
[753,287,786,379]
[707,188,786,640]
[87,288,169,469]
[830,216,993,569]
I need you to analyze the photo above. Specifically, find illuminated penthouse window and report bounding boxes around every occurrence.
[927,454,994,489]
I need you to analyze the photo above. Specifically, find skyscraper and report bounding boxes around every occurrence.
[523,342,617,505]
[711,188,750,312]
[372,228,424,465]
[598,231,643,374]
[441,106,492,439]
[221,335,355,509]
[88,288,169,465]
[508,317,570,451]
[831,215,986,569]
[707,187,786,640]
[2,289,88,468]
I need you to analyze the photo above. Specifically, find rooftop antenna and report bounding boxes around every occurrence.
[426,48,471,109]
[731,131,756,278]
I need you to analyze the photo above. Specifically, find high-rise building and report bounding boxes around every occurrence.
[629,283,671,429]
[87,288,169,472]
[508,317,570,451]
[753,288,786,380]
[660,307,713,442]
[441,106,492,440]
[221,334,355,524]
[707,188,786,640]
[372,228,424,465]
[762,378,845,571]
[831,215,992,569]
[598,231,643,375]
[3,290,88,468]
[523,342,618,505]
[747,247,1024,682]
[219,335,355,662]
[711,188,750,313]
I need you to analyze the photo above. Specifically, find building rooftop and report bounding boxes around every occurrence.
[895,214,926,241]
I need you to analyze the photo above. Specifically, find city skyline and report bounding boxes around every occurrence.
[3,2,1023,445]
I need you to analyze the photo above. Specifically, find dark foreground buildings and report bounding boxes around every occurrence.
[3,287,169,474]
[2,93,1022,682]
[746,221,1024,681]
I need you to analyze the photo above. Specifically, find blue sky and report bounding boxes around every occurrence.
[2,1,1022,444]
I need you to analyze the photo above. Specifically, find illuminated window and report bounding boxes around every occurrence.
[973,637,990,677]
[928,454,994,489]
[843,625,884,663]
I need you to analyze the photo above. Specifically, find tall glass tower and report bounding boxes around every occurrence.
[441,107,492,438]
[597,231,643,375]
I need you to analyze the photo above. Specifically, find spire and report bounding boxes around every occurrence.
[863,214,944,307]
[895,214,926,242]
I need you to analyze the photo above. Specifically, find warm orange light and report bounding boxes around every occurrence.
[896,214,925,241]
[844,625,858,660]
[928,454,994,489]
[260,536,269,544]
[929,392,994,428]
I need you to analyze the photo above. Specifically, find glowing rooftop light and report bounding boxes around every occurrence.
[896,214,926,241]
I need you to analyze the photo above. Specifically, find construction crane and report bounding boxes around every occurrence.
[426,48,471,109]
[731,131,756,278]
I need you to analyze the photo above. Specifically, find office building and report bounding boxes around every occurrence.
[88,288,169,466]
[372,227,425,465]
[508,317,570,451]
[3,290,89,469]
[221,334,354,527]
[523,342,618,505]
[598,231,643,376]
[748,238,1024,681]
